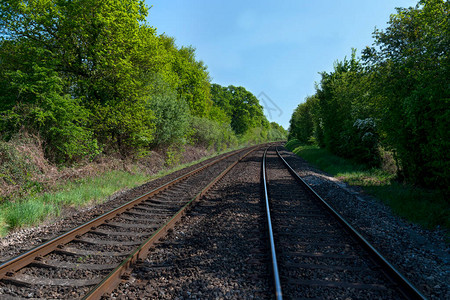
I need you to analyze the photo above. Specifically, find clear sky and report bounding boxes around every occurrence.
[145,0,416,129]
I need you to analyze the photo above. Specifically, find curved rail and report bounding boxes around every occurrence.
[275,147,427,300]
[262,147,283,300]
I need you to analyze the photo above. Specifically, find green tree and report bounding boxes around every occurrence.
[174,46,212,117]
[211,84,267,135]
[146,75,191,147]
[0,61,98,162]
[158,36,212,117]
[0,0,156,157]
[314,50,380,165]
[362,0,449,187]
[268,122,287,141]
[289,97,315,143]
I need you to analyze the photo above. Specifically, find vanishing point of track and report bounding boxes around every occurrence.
[0,145,258,299]
[0,144,427,299]
[262,146,426,299]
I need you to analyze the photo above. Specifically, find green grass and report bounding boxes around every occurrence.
[0,145,246,237]
[0,170,150,235]
[285,139,450,232]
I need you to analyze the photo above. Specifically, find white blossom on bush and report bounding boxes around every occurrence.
[353,118,377,144]
[353,118,376,131]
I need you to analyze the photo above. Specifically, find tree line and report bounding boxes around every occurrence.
[0,0,286,164]
[288,0,448,190]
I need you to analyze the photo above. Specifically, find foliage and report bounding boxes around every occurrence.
[146,77,191,147]
[173,46,212,117]
[239,126,268,144]
[0,61,99,162]
[289,52,380,166]
[0,0,151,157]
[362,0,449,188]
[289,0,449,189]
[0,138,43,200]
[268,122,288,141]
[189,116,237,151]
[0,0,221,161]
[210,84,269,135]
[285,139,449,231]
[288,96,317,144]
[316,51,380,166]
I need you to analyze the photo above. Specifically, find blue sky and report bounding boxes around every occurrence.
[145,0,416,129]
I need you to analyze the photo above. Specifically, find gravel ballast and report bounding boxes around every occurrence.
[278,147,449,299]
[0,145,448,299]
[0,150,242,262]
[109,148,272,299]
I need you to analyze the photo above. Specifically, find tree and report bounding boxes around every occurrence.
[289,50,381,166]
[211,85,267,135]
[0,61,98,162]
[362,0,449,187]
[146,75,190,147]
[174,46,212,117]
[289,97,315,144]
[0,0,156,157]
[268,122,287,141]
[158,36,212,117]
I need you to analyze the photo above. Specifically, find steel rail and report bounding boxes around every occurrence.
[83,145,259,299]
[0,146,253,280]
[262,147,283,300]
[275,147,427,300]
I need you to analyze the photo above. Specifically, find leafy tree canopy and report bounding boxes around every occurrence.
[210,84,268,135]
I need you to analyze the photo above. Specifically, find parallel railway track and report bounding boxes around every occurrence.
[262,146,426,299]
[0,144,428,299]
[0,145,258,299]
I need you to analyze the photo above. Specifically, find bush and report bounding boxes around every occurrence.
[268,128,286,141]
[238,126,268,145]
[189,117,237,150]
[0,137,43,200]
[146,83,191,147]
[361,0,449,189]
[288,97,315,143]
[0,64,99,163]
[349,118,380,166]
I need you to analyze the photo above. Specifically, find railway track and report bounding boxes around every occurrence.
[262,146,427,299]
[0,144,430,299]
[0,145,258,299]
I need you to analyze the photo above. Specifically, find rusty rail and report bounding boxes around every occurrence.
[0,146,255,287]
[83,146,258,299]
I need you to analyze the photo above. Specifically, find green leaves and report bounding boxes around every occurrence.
[0,0,275,166]
[290,0,449,190]
[289,96,317,144]
[210,84,267,136]
[0,62,98,162]
[363,0,449,188]
[145,75,190,147]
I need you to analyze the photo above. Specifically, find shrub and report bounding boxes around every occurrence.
[239,126,269,145]
[146,84,191,147]
[0,136,43,200]
[268,128,286,141]
[0,64,99,163]
[189,117,237,150]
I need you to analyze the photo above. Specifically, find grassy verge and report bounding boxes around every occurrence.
[0,171,150,236]
[0,146,245,237]
[285,139,450,232]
